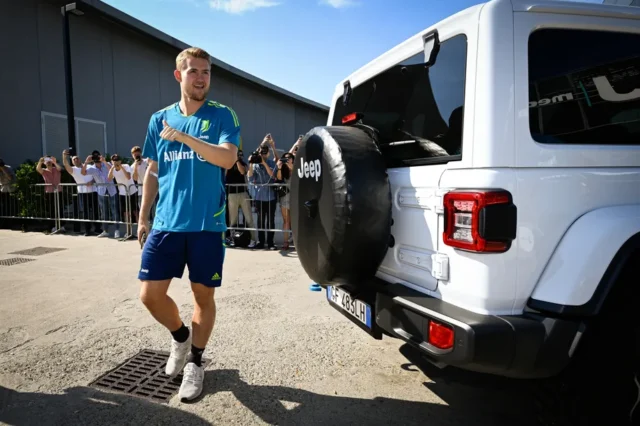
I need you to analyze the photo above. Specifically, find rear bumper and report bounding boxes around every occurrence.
[371,280,582,379]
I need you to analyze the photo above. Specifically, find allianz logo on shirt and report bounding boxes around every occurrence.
[164,150,196,162]
[163,148,208,163]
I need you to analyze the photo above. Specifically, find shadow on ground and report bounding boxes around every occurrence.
[0,385,208,426]
[199,368,537,426]
[1,361,538,426]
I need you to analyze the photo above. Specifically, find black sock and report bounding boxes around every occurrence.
[170,323,190,343]
[187,345,204,367]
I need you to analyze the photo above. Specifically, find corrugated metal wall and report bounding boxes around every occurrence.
[0,0,328,166]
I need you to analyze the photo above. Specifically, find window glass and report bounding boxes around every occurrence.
[528,29,640,145]
[332,34,468,167]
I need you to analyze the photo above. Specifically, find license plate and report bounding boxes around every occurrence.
[326,286,372,329]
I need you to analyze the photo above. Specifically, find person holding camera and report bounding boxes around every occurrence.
[131,146,155,222]
[289,134,303,155]
[109,154,138,239]
[36,156,66,234]
[81,150,118,238]
[276,152,294,250]
[247,134,278,250]
[225,149,257,248]
[62,149,101,236]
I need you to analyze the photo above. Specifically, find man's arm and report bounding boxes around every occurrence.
[62,151,73,175]
[107,164,115,181]
[268,138,279,162]
[237,161,247,175]
[139,160,158,224]
[132,161,139,182]
[81,156,92,176]
[36,158,44,175]
[122,164,132,180]
[160,106,240,170]
[52,157,62,171]
[262,159,274,180]
[171,128,237,169]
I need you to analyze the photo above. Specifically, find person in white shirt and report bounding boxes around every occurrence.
[131,145,154,220]
[108,154,138,239]
[62,149,102,236]
[131,146,148,186]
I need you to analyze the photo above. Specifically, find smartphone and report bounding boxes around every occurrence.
[44,157,52,163]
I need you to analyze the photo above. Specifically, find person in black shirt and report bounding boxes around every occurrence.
[225,150,257,248]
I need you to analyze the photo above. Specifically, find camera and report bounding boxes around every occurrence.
[249,150,262,164]
[92,153,101,162]
[67,147,76,157]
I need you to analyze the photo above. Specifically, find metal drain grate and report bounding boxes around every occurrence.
[9,247,67,256]
[89,349,207,403]
[0,257,36,267]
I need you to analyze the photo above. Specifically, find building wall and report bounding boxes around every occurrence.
[0,0,327,167]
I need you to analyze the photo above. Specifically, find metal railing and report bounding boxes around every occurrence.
[225,182,292,246]
[0,181,292,244]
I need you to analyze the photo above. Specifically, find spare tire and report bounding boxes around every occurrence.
[290,125,392,287]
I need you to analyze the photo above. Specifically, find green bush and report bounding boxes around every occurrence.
[14,160,45,218]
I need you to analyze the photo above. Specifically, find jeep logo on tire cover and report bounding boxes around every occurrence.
[297,157,322,182]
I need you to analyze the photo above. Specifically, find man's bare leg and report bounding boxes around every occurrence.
[189,283,216,360]
[140,279,191,377]
[176,283,216,401]
[139,279,182,331]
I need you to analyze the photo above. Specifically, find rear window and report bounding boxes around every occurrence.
[332,34,467,167]
[528,28,640,145]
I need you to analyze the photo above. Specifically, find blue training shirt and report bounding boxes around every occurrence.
[142,100,241,233]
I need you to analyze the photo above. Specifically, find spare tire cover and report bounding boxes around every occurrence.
[291,125,392,287]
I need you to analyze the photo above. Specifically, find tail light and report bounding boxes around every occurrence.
[342,112,363,124]
[443,190,517,253]
[428,319,454,350]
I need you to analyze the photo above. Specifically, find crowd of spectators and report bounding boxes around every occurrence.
[0,133,302,247]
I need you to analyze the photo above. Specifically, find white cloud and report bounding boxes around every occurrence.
[321,0,358,8]
[209,0,280,14]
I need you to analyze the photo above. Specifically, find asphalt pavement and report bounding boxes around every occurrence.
[0,229,538,425]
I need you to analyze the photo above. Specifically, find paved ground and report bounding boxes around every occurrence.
[0,229,538,426]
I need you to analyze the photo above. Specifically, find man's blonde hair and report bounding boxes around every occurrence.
[131,146,141,153]
[176,47,211,71]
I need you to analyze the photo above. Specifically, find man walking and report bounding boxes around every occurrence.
[137,46,239,402]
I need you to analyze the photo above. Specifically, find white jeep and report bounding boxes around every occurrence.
[290,0,640,424]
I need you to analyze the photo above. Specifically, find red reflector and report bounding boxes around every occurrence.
[442,190,513,253]
[342,112,360,124]
[428,320,454,350]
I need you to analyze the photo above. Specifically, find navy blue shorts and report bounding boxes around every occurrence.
[138,229,226,287]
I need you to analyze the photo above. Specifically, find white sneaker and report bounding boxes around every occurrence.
[248,240,257,249]
[114,230,121,239]
[97,231,109,238]
[179,362,204,401]
[165,334,191,377]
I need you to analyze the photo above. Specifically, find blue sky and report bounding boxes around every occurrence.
[101,0,603,107]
